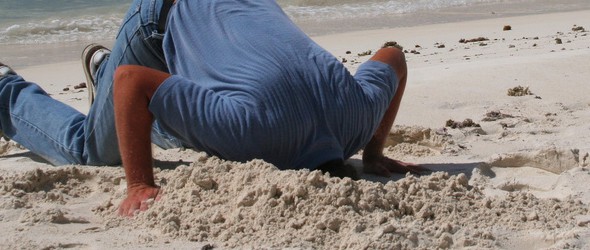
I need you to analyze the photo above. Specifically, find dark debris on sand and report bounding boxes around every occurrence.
[446,119,481,129]
[572,25,586,32]
[482,111,514,122]
[357,50,373,56]
[382,41,404,50]
[459,37,489,43]
[73,82,87,89]
[507,86,533,97]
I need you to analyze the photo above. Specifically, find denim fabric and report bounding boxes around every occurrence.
[88,0,183,165]
[0,0,181,165]
[0,74,87,164]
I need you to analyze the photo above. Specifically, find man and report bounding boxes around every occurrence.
[0,0,425,217]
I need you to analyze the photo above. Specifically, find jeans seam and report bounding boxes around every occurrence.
[85,33,137,142]
[148,0,158,26]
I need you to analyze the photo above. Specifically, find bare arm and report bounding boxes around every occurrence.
[362,48,428,176]
[113,65,169,216]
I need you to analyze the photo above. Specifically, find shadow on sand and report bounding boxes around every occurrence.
[346,158,485,184]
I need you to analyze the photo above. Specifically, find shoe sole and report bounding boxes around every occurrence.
[81,43,108,106]
[0,63,14,141]
[0,63,17,76]
[0,130,8,141]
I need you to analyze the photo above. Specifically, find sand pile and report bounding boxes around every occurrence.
[91,154,588,249]
[2,157,585,249]
[2,130,589,249]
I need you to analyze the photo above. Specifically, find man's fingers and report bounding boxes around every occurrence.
[117,205,127,216]
[155,189,163,201]
[411,164,430,173]
[364,164,392,177]
[118,204,135,217]
[127,202,140,217]
[403,163,430,174]
[139,198,156,211]
[386,160,430,175]
[117,199,141,217]
[399,164,421,175]
[365,157,431,177]
[383,160,411,174]
[376,167,392,177]
[118,187,161,217]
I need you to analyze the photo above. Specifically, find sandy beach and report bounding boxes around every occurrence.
[1,9,590,249]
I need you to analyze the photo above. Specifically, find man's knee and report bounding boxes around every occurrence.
[113,65,145,100]
[114,65,141,86]
[370,47,407,80]
[391,49,407,79]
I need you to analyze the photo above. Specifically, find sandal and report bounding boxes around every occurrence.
[0,62,16,141]
[82,44,111,106]
[0,62,17,78]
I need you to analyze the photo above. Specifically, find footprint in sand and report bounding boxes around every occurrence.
[486,146,585,174]
[383,125,461,157]
[0,141,9,155]
[0,140,26,156]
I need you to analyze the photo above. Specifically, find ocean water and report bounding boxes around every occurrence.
[1,0,589,67]
[0,0,128,45]
[3,0,590,46]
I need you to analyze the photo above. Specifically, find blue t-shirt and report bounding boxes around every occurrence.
[150,0,398,169]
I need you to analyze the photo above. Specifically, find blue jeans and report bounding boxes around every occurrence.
[0,0,181,165]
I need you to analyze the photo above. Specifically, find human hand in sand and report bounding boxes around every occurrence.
[361,48,430,177]
[119,184,161,217]
[313,46,423,179]
[363,155,428,177]
[113,65,170,217]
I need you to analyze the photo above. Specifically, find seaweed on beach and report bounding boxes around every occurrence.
[382,41,404,50]
[507,86,533,96]
[357,50,373,56]
[555,38,563,44]
[482,111,514,122]
[572,25,585,32]
[459,37,489,43]
[446,119,481,129]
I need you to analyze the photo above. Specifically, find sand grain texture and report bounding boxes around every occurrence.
[1,10,590,249]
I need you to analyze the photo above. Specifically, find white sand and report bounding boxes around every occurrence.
[1,10,590,249]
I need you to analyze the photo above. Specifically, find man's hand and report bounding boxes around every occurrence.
[113,66,170,217]
[362,48,424,178]
[118,184,161,217]
[363,155,429,177]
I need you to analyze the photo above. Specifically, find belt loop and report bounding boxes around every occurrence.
[158,0,174,33]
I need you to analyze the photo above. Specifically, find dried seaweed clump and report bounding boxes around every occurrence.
[555,38,563,44]
[459,37,489,43]
[445,119,481,129]
[382,41,404,50]
[482,111,514,122]
[507,86,533,96]
[572,25,585,32]
[357,50,372,56]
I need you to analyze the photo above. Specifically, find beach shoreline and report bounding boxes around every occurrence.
[1,9,590,249]
[3,0,590,68]
[298,0,590,36]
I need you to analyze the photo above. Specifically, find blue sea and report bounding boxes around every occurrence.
[4,0,590,45]
[1,0,589,66]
